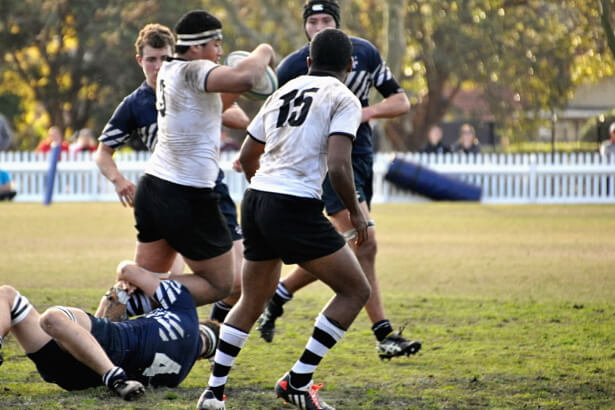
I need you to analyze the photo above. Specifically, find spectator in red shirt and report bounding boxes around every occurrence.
[36,126,69,154]
[69,128,98,154]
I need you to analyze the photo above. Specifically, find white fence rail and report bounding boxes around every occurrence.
[2,151,615,204]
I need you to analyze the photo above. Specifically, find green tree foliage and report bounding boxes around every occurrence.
[0,1,613,149]
[394,0,614,149]
[0,0,202,147]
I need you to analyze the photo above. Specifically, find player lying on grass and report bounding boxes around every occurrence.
[0,261,219,401]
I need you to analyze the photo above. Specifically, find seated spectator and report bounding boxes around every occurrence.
[452,123,481,154]
[420,124,450,154]
[36,126,69,154]
[600,122,615,156]
[69,128,98,154]
[0,169,17,201]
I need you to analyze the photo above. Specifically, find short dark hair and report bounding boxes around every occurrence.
[174,10,222,54]
[134,23,174,56]
[309,28,352,73]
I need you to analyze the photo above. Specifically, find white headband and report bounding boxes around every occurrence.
[176,29,223,46]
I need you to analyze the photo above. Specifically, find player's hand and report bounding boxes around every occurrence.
[361,106,375,123]
[114,178,136,207]
[232,156,243,172]
[349,210,369,247]
[256,43,276,69]
[116,280,137,295]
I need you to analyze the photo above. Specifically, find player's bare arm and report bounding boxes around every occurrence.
[361,91,410,123]
[327,133,368,245]
[206,44,275,93]
[94,144,136,207]
[222,103,250,130]
[221,93,240,110]
[238,136,265,181]
[115,261,161,298]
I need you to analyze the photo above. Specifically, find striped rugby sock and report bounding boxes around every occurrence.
[273,282,293,306]
[289,313,346,388]
[210,301,233,322]
[207,324,249,400]
[11,292,32,326]
[103,366,127,387]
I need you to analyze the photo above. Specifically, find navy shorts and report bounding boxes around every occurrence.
[322,153,373,215]
[134,174,233,260]
[214,170,242,241]
[27,315,122,391]
[241,189,346,265]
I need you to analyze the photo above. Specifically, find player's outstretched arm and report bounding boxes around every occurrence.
[238,136,265,181]
[361,92,410,123]
[206,44,275,93]
[115,261,161,299]
[94,144,136,207]
[327,134,368,245]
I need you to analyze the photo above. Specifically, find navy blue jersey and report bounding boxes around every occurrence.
[115,280,202,387]
[276,37,404,156]
[100,81,158,151]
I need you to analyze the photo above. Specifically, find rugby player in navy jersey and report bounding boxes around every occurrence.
[94,23,249,321]
[0,261,219,400]
[256,0,421,360]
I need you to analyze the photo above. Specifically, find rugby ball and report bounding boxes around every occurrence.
[224,50,278,100]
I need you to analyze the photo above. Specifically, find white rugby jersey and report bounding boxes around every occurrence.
[247,73,362,198]
[146,58,222,188]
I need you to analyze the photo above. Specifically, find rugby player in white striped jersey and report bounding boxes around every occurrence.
[199,28,369,410]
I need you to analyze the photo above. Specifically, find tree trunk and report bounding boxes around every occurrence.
[599,0,615,60]
[381,0,409,151]
[383,0,407,79]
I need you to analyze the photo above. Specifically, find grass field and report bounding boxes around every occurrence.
[0,202,614,409]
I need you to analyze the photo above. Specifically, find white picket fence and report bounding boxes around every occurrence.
[376,152,615,204]
[1,151,615,204]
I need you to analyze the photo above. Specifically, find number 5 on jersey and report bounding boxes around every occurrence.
[276,88,319,128]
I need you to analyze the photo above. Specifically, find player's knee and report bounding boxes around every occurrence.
[39,306,74,335]
[217,278,234,300]
[0,285,17,302]
[39,309,62,334]
[202,273,233,302]
[226,282,242,303]
[355,234,377,260]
